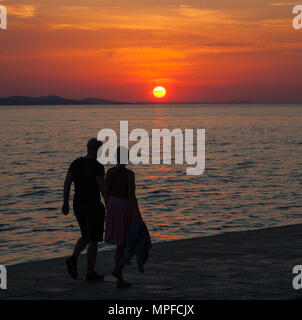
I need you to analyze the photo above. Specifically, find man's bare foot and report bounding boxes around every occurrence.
[66,256,78,280]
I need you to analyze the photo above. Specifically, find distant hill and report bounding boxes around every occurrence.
[224,101,257,104]
[0,95,262,105]
[0,95,129,105]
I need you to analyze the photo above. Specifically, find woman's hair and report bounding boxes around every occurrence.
[116,146,129,164]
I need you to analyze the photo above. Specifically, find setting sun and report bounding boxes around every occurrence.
[153,86,166,98]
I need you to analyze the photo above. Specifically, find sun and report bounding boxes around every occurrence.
[153,86,166,98]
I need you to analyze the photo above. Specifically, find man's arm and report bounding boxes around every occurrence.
[96,175,107,206]
[62,171,73,215]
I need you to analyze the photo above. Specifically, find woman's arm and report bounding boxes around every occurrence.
[128,170,142,219]
[104,169,113,206]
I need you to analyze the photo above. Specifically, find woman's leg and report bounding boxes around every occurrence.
[113,245,125,278]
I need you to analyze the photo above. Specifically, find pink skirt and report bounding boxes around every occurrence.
[105,196,140,246]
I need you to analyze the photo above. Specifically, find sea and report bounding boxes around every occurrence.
[0,104,301,265]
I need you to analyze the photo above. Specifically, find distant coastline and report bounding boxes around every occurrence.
[0,95,301,105]
[0,95,259,105]
[0,95,129,106]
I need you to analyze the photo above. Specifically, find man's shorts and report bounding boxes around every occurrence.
[73,201,105,242]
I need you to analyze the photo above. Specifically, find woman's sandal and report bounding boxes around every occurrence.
[116,279,132,288]
[112,271,132,288]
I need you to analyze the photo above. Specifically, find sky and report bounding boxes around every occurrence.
[0,0,302,103]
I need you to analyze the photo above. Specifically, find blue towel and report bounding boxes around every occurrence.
[124,221,152,273]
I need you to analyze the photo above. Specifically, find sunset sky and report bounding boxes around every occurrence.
[0,0,302,102]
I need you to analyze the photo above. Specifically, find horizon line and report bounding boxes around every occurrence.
[1,95,302,105]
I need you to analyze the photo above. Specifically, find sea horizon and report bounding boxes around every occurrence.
[1,94,302,106]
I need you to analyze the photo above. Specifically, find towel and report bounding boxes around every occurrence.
[124,221,152,273]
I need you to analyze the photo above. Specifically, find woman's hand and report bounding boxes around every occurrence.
[61,202,69,215]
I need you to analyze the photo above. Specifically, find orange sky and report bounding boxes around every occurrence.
[0,0,302,102]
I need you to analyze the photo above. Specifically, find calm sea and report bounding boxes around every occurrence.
[0,104,301,265]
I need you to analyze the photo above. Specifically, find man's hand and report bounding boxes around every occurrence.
[61,202,70,215]
[62,170,73,216]
[96,175,107,206]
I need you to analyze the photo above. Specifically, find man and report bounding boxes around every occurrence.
[62,138,107,282]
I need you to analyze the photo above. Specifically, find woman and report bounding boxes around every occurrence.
[105,146,141,288]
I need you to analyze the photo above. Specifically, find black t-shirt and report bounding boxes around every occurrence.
[68,157,105,204]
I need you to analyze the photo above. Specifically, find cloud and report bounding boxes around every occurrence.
[6,5,36,18]
[270,2,302,6]
[177,7,232,23]
[260,18,292,27]
[47,5,242,37]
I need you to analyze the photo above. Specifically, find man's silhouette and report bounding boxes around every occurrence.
[62,138,107,282]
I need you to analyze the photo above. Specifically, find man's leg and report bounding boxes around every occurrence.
[87,241,98,275]
[66,237,88,280]
[85,241,105,282]
[85,203,106,282]
[73,237,88,257]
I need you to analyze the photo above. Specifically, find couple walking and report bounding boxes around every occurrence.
[61,138,150,288]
